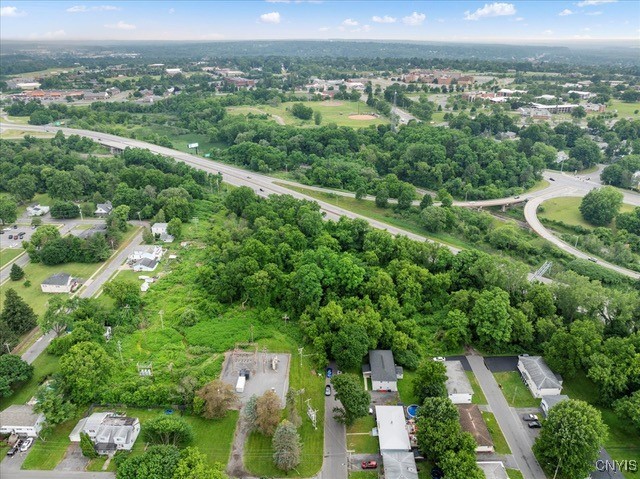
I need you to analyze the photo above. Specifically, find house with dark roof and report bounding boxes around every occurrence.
[94,201,113,217]
[133,258,159,272]
[457,404,494,453]
[0,405,45,437]
[517,355,563,398]
[41,272,74,294]
[363,350,402,392]
[70,412,140,456]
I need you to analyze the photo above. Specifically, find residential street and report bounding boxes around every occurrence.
[320,367,348,479]
[466,354,546,479]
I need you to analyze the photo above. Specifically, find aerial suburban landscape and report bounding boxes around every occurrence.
[0,1,639,479]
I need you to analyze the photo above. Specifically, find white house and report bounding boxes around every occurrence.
[375,406,418,479]
[541,394,569,417]
[0,405,45,437]
[133,258,159,272]
[70,412,140,456]
[128,246,163,263]
[94,201,113,217]
[517,355,563,398]
[26,204,50,217]
[41,273,74,294]
[445,361,473,404]
[363,350,402,392]
[151,223,174,243]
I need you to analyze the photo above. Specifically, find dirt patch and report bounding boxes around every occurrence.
[348,114,377,120]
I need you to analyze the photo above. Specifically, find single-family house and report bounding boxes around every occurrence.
[517,355,563,398]
[94,201,113,217]
[41,273,74,294]
[151,223,174,243]
[133,258,159,272]
[363,350,402,392]
[0,405,45,437]
[457,404,494,453]
[375,406,418,479]
[70,412,140,455]
[541,394,569,417]
[128,245,163,263]
[445,361,474,404]
[477,461,509,479]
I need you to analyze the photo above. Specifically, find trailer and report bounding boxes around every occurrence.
[235,375,246,393]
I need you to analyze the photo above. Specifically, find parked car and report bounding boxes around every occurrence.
[326,367,333,378]
[588,257,598,263]
[432,357,445,362]
[0,230,3,234]
[19,438,33,452]
[13,225,17,229]
[522,414,538,421]
[514,195,521,199]
[8,235,13,239]
[6,446,17,457]
[325,385,332,396]
[549,177,555,181]
[361,461,378,469]
[528,421,542,428]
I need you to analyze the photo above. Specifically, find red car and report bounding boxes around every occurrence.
[362,461,378,469]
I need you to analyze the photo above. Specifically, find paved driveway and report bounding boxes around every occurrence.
[484,356,519,372]
[466,354,545,479]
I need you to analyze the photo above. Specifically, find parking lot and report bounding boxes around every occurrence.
[1,223,35,248]
[220,349,291,406]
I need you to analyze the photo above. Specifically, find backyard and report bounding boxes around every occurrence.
[493,372,541,408]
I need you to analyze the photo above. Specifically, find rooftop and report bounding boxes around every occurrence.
[0,404,43,427]
[381,451,419,479]
[519,356,562,390]
[457,404,493,449]
[445,360,473,396]
[375,406,410,451]
[542,394,569,410]
[477,461,509,479]
[369,350,397,383]
[42,272,72,286]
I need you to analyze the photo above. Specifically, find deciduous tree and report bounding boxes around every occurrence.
[59,341,114,404]
[0,354,33,397]
[196,379,238,419]
[143,415,194,447]
[256,390,282,436]
[0,196,17,225]
[579,186,623,226]
[173,447,228,479]
[413,359,447,404]
[331,373,370,426]
[116,445,181,479]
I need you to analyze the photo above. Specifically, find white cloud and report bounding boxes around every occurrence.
[585,10,603,15]
[559,8,574,15]
[67,5,120,13]
[372,15,396,23]
[0,6,26,17]
[541,29,553,35]
[104,20,136,30]
[342,18,359,26]
[464,2,516,20]
[402,12,426,26]
[573,34,592,39]
[576,0,616,6]
[515,16,524,21]
[259,11,281,23]
[201,32,224,40]
[318,26,330,31]
[168,8,175,14]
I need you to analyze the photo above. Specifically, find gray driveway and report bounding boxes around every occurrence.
[466,354,545,479]
[320,364,347,479]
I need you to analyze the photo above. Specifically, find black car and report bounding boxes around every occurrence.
[431,466,445,479]
[13,225,17,229]
[6,446,17,457]
[549,177,555,181]
[528,420,542,428]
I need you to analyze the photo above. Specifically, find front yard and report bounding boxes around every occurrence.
[493,372,541,408]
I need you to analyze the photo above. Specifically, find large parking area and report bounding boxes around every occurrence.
[220,348,291,406]
[1,223,36,248]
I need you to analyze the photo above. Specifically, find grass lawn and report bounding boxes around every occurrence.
[493,372,541,408]
[347,415,375,435]
[481,411,511,455]
[228,100,389,128]
[349,472,378,479]
[526,179,550,194]
[168,132,223,155]
[562,372,640,479]
[608,100,640,119]
[16,193,54,217]
[86,456,116,472]
[5,115,31,124]
[467,371,487,405]
[346,432,379,454]
[1,248,24,268]
[22,414,80,470]
[0,353,60,410]
[397,370,419,405]
[539,196,634,230]
[1,129,55,139]
[13,261,105,316]
[244,343,325,477]
[507,469,525,479]
[276,183,469,250]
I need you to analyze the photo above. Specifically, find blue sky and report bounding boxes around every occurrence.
[1,1,638,43]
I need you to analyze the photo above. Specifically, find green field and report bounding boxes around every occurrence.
[349,472,379,479]
[608,100,640,118]
[1,129,55,139]
[228,100,388,128]
[0,248,24,268]
[526,179,550,194]
[467,371,487,405]
[493,372,541,408]
[481,411,511,455]
[397,370,419,405]
[539,196,634,229]
[507,469,525,479]
[562,372,640,478]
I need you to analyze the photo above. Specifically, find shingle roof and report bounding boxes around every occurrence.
[138,258,158,269]
[369,350,397,383]
[381,451,419,479]
[0,405,43,427]
[42,272,72,286]
[457,404,493,448]
[445,361,473,396]
[519,356,562,390]
[477,462,509,479]
[542,394,569,410]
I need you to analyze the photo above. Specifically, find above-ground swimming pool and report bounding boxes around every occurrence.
[407,404,419,418]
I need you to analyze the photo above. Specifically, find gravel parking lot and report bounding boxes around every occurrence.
[220,350,291,406]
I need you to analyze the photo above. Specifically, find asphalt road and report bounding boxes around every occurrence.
[0,469,114,479]
[320,367,348,479]
[467,354,546,479]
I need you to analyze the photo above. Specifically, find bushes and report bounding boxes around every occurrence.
[290,103,313,120]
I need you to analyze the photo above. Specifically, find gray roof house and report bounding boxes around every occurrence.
[517,355,563,398]
[95,201,113,217]
[445,361,474,404]
[0,404,45,437]
[41,272,74,294]
[541,394,570,417]
[133,258,159,272]
[70,412,140,455]
[363,350,401,392]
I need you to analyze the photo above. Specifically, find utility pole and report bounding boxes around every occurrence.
[574,235,579,248]
[159,310,164,329]
[4,342,11,354]
[116,340,124,365]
